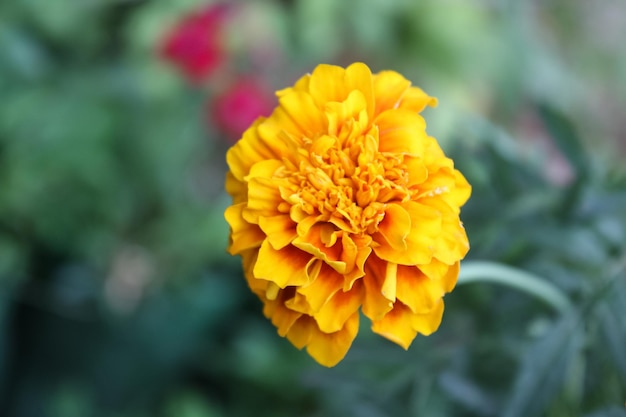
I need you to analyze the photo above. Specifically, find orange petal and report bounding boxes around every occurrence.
[371,302,418,350]
[254,241,313,288]
[361,256,395,320]
[314,280,363,333]
[396,265,443,314]
[297,264,344,312]
[292,224,346,273]
[305,311,360,367]
[377,203,410,252]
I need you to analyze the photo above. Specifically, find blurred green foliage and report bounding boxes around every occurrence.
[1,0,625,416]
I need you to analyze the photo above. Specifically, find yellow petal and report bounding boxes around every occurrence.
[398,86,438,113]
[361,256,395,320]
[226,120,288,181]
[373,201,442,266]
[245,176,283,223]
[325,90,368,137]
[452,169,472,207]
[224,203,265,255]
[259,214,297,250]
[375,109,428,156]
[263,290,303,336]
[305,311,360,367]
[441,261,460,293]
[225,171,246,204]
[371,302,418,350]
[314,280,363,333]
[308,63,374,117]
[277,90,326,135]
[410,298,444,335]
[396,265,443,314]
[297,264,344,312]
[345,62,375,117]
[373,70,411,117]
[254,241,313,288]
[285,315,315,349]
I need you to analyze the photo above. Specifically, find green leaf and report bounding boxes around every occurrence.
[502,312,585,417]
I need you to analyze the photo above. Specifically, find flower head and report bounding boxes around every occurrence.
[225,63,471,367]
[161,4,230,83]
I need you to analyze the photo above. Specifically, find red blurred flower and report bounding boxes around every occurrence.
[161,4,231,83]
[210,78,275,141]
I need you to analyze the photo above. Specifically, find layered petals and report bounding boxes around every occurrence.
[225,62,470,367]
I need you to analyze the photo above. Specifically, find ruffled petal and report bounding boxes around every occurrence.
[224,203,265,254]
[305,311,360,367]
[297,264,344,312]
[373,201,442,265]
[226,119,288,181]
[396,265,443,314]
[254,241,313,288]
[398,86,438,113]
[373,70,411,116]
[258,214,297,250]
[371,302,418,350]
[362,256,395,320]
[411,298,445,336]
[376,203,410,252]
[376,109,428,156]
[314,280,363,333]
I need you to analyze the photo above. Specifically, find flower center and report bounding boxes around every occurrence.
[277,132,415,235]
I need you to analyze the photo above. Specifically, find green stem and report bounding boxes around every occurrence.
[457,261,572,313]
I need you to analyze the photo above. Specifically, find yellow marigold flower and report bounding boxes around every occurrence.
[224,63,471,367]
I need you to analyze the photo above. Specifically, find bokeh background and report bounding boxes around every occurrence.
[1,0,625,416]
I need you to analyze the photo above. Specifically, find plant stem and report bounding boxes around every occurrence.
[457,261,572,313]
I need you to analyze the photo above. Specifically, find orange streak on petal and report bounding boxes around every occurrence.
[225,203,265,255]
[297,264,344,312]
[362,256,394,321]
[314,281,363,333]
[377,203,410,252]
[254,241,312,288]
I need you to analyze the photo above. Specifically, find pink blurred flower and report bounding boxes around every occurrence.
[161,4,231,83]
[210,78,275,141]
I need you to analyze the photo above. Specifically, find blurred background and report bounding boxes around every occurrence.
[0,0,625,416]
